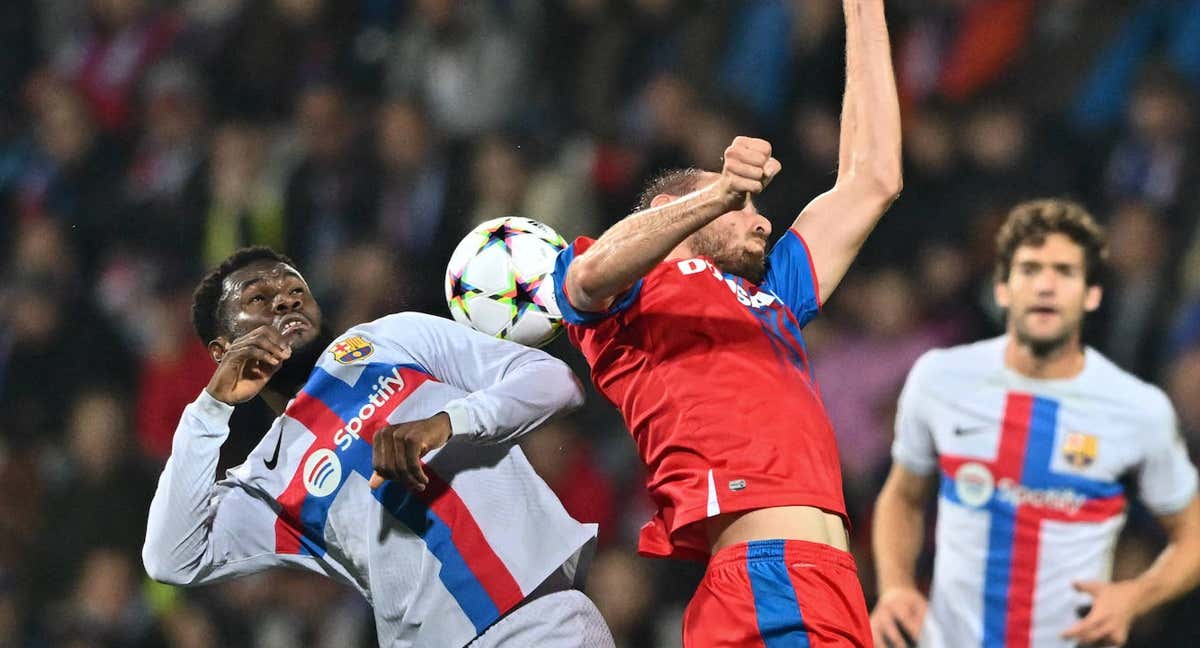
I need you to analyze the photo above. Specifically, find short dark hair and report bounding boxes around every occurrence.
[994,199,1108,286]
[192,246,298,344]
[635,167,707,211]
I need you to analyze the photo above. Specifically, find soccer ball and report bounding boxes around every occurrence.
[445,216,567,347]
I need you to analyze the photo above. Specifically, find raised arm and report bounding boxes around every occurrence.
[793,0,902,304]
[144,327,295,584]
[564,137,780,312]
[143,393,288,585]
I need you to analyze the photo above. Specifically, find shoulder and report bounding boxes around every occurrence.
[907,336,1005,390]
[1084,348,1176,425]
[357,312,450,335]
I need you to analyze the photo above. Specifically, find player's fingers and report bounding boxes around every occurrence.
[897,609,922,642]
[228,340,287,365]
[1072,580,1102,595]
[235,346,282,368]
[762,157,783,186]
[1062,614,1103,642]
[402,437,428,491]
[248,328,292,358]
[722,159,764,181]
[373,430,398,480]
[732,136,771,157]
[368,472,385,489]
[878,615,907,648]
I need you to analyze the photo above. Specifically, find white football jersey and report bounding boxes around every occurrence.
[144,312,596,648]
[893,336,1197,648]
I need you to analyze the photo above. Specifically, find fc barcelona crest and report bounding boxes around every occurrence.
[331,336,374,364]
[1062,432,1098,469]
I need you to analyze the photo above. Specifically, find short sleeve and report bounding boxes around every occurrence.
[891,352,939,476]
[1136,391,1199,515]
[760,229,821,327]
[551,236,643,326]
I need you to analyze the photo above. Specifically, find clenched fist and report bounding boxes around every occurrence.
[368,413,453,491]
[717,136,782,210]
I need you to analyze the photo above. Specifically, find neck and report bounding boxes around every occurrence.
[666,241,693,262]
[1004,332,1086,380]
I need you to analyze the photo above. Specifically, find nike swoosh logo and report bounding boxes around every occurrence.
[954,426,993,437]
[263,431,284,470]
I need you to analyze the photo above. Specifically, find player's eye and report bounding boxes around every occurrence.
[291,287,305,296]
[249,294,266,303]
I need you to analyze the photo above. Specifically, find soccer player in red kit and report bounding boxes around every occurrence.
[551,2,901,646]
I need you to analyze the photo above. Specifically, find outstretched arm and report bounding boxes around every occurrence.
[793,0,902,304]
[564,137,780,312]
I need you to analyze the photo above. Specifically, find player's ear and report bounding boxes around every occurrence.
[650,194,675,209]
[208,338,230,364]
[994,280,1011,310]
[1084,285,1102,313]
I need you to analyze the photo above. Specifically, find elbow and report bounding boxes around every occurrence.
[142,542,198,586]
[844,163,903,206]
[868,160,904,201]
[564,261,603,312]
[551,361,586,413]
[142,550,178,585]
[564,371,586,412]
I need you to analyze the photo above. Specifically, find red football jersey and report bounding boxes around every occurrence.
[552,230,847,561]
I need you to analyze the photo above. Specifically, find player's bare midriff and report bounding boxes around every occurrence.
[707,505,850,554]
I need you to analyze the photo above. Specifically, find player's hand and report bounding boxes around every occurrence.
[717,136,782,209]
[206,325,292,405]
[870,587,926,648]
[1061,580,1141,647]
[368,413,452,491]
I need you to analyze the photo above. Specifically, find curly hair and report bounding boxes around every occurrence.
[995,199,1108,286]
[635,167,707,212]
[191,246,298,344]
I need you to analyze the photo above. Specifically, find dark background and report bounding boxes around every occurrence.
[3,0,1200,646]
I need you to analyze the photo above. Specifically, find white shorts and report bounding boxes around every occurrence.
[470,589,614,648]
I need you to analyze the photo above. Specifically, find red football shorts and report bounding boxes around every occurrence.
[683,539,873,648]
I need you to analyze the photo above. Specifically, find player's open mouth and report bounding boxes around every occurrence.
[1028,306,1057,316]
[277,316,311,336]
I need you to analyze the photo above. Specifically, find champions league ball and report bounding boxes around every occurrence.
[445,216,567,347]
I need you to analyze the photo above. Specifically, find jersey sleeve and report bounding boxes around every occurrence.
[551,236,643,326]
[143,392,300,585]
[760,229,821,327]
[891,352,940,476]
[1136,390,1199,515]
[381,313,585,444]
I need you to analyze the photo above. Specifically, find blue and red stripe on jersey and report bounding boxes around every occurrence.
[938,393,1126,648]
[275,362,524,634]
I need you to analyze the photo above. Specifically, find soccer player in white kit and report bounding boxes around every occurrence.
[143,247,615,647]
[869,200,1200,648]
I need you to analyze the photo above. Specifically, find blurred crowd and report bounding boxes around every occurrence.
[3,0,1200,646]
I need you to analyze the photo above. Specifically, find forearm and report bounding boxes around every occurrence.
[442,354,585,445]
[873,490,926,592]
[143,391,232,584]
[567,181,733,309]
[840,0,902,192]
[792,0,901,302]
[1130,499,1200,615]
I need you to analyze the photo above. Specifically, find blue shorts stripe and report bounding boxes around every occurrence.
[746,540,811,648]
